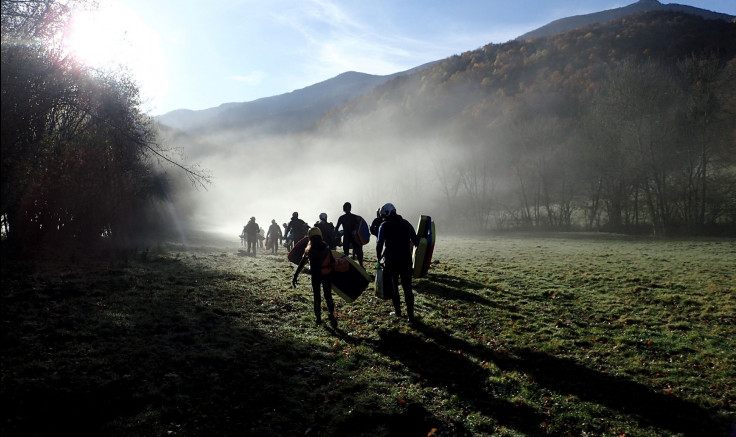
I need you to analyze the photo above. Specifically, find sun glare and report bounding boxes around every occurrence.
[64,1,168,112]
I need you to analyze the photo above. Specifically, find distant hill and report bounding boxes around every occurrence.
[517,0,734,40]
[156,62,437,135]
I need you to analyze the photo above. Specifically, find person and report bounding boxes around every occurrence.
[335,202,364,267]
[285,212,309,246]
[282,223,292,250]
[369,207,384,237]
[258,227,266,248]
[292,227,338,328]
[314,212,337,249]
[375,203,420,323]
[244,217,260,256]
[267,219,283,254]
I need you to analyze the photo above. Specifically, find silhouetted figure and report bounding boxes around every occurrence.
[292,227,337,328]
[267,219,282,254]
[370,207,384,237]
[244,217,260,256]
[335,201,364,267]
[315,212,337,249]
[376,203,420,323]
[282,222,293,251]
[285,212,309,246]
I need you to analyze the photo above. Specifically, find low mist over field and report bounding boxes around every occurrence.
[167,127,444,237]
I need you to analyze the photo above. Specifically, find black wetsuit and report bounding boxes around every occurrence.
[376,214,419,320]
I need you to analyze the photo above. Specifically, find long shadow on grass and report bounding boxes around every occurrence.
[412,321,728,437]
[418,272,495,306]
[0,255,339,436]
[330,402,448,437]
[375,328,546,435]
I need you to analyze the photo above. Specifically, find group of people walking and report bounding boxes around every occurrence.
[291,202,420,328]
[241,202,420,329]
[241,213,309,256]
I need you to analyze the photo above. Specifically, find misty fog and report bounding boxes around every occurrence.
[163,118,451,241]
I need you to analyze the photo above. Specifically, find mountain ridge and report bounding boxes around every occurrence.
[156,62,437,134]
[517,0,733,40]
[156,1,734,135]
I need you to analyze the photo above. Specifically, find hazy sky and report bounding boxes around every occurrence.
[65,0,736,116]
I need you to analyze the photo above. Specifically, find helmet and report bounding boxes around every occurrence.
[308,227,322,238]
[343,202,351,212]
[380,203,396,218]
[292,211,299,218]
[319,212,327,221]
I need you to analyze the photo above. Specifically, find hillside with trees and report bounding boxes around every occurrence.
[318,11,736,236]
[1,0,208,258]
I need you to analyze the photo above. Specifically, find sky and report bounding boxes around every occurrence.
[64,0,736,117]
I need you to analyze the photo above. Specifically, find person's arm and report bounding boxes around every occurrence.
[335,216,343,233]
[408,221,420,246]
[376,223,385,261]
[292,256,308,287]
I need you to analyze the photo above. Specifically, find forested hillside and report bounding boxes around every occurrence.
[319,11,736,235]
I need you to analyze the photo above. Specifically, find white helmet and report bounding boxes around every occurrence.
[380,203,396,218]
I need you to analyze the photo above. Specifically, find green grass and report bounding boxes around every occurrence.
[1,233,734,436]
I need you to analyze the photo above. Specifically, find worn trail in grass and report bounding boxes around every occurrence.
[1,234,734,436]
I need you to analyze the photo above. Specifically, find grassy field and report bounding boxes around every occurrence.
[1,233,734,436]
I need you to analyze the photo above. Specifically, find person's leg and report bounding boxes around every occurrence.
[322,277,337,328]
[355,244,364,267]
[400,267,415,322]
[312,276,322,325]
[388,265,402,316]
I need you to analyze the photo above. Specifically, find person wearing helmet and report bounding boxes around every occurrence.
[292,227,338,328]
[244,216,260,257]
[285,211,309,246]
[315,212,337,249]
[376,203,420,323]
[335,201,364,267]
[267,219,283,255]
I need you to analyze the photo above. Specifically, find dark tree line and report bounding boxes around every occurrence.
[1,0,208,257]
